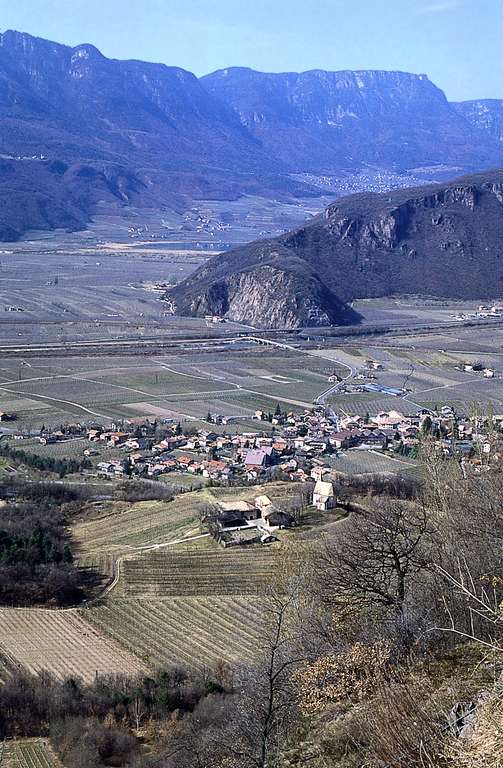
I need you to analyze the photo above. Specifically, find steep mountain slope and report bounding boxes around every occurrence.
[0,30,298,239]
[0,31,272,172]
[1,30,503,241]
[453,100,503,145]
[167,169,503,328]
[201,68,502,173]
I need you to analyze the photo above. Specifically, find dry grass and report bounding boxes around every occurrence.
[448,693,503,768]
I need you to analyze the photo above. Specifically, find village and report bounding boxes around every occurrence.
[2,391,501,484]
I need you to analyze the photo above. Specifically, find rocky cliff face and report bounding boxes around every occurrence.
[454,99,503,145]
[0,30,270,171]
[1,30,503,241]
[168,170,503,328]
[201,68,502,173]
[177,263,357,328]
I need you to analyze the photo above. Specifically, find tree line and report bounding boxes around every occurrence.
[0,442,92,477]
[0,480,99,606]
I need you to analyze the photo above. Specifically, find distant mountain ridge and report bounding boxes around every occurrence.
[167,169,503,328]
[201,67,499,173]
[0,30,503,240]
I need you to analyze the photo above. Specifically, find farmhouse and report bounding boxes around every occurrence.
[330,430,360,450]
[311,465,331,482]
[255,494,274,515]
[255,495,293,530]
[374,411,404,429]
[201,459,229,479]
[97,461,125,477]
[100,431,128,447]
[217,500,260,527]
[244,447,275,471]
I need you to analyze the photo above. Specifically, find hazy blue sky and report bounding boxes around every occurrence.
[0,0,501,101]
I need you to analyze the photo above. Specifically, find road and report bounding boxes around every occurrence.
[98,532,211,601]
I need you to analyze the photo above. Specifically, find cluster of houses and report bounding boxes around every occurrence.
[29,397,497,481]
[457,361,495,378]
[81,404,495,484]
[205,480,337,548]
[6,392,500,486]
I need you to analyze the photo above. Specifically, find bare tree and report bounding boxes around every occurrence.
[130,694,147,732]
[160,583,304,768]
[315,500,433,619]
[434,559,503,654]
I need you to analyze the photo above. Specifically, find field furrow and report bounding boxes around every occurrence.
[0,609,149,683]
[85,597,264,671]
[120,547,281,597]
[0,739,61,768]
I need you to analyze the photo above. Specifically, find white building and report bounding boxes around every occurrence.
[312,480,337,511]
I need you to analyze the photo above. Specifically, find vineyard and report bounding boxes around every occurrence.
[75,551,118,581]
[85,597,265,672]
[0,739,61,768]
[120,546,283,597]
[73,493,205,553]
[0,609,148,683]
[0,648,22,684]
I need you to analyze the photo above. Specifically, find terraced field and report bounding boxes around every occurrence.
[120,547,281,597]
[86,596,264,672]
[0,740,61,768]
[327,393,418,417]
[0,609,148,683]
[73,494,204,553]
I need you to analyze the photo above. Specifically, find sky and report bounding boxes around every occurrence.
[0,0,501,101]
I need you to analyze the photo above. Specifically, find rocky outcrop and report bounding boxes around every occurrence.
[168,169,503,328]
[454,99,503,144]
[174,264,357,328]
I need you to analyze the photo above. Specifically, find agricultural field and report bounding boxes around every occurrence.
[72,492,206,554]
[352,297,486,327]
[327,392,418,417]
[0,739,61,768]
[5,323,503,432]
[119,545,284,598]
[319,337,503,416]
[331,450,419,477]
[0,609,148,683]
[85,596,264,672]
[0,346,338,429]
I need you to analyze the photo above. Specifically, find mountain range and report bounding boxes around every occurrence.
[1,30,503,240]
[167,169,503,328]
